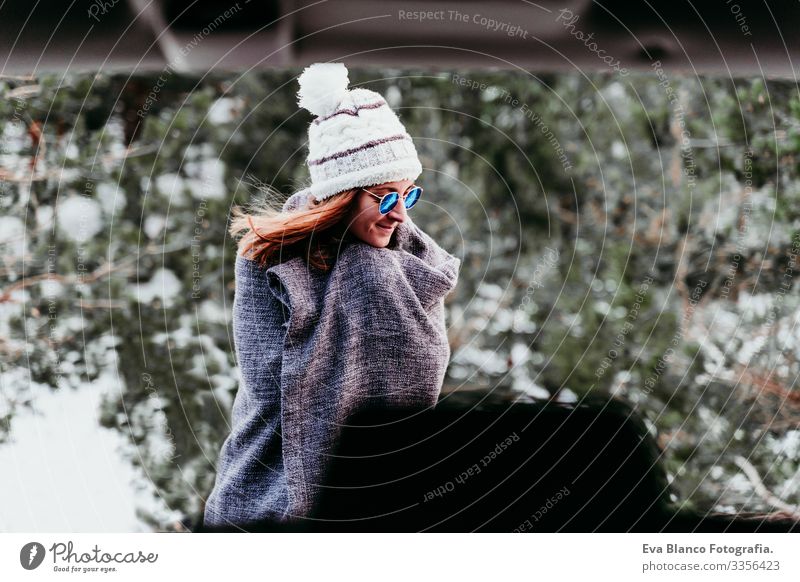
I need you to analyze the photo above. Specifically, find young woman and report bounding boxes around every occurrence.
[203,63,461,527]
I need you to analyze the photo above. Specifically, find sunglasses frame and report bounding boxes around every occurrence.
[362,185,423,215]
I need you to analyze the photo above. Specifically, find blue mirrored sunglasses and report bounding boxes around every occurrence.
[363,186,423,215]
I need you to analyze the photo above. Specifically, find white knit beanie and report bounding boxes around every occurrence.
[296,62,423,202]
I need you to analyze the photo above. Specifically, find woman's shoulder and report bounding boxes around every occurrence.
[281,187,312,213]
[234,253,290,301]
[234,251,269,279]
[235,248,304,275]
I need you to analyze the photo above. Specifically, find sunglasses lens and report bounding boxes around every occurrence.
[379,192,398,214]
[404,187,421,209]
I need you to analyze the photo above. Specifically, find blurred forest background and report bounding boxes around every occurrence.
[1,67,799,531]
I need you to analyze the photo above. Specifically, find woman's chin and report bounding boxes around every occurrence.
[371,228,394,247]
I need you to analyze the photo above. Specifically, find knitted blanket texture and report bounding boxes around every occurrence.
[204,189,460,526]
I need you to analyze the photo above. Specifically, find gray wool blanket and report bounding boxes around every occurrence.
[204,189,460,527]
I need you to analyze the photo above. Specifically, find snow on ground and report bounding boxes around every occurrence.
[0,369,181,532]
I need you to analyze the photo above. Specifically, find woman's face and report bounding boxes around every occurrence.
[346,179,413,248]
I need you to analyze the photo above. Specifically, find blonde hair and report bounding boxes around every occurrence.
[229,185,361,272]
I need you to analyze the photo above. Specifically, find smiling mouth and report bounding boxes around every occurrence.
[377,224,394,232]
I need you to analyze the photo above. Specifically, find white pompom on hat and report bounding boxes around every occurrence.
[296,62,349,118]
[296,62,422,202]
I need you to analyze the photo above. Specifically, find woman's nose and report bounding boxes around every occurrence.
[386,199,407,223]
